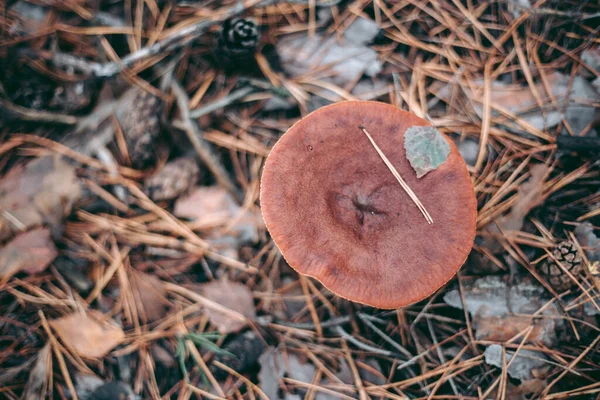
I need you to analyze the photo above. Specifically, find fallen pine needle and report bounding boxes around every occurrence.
[359,126,433,224]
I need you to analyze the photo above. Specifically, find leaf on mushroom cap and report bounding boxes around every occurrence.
[260,101,477,309]
[404,126,451,178]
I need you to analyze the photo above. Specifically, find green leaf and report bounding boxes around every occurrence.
[189,332,221,340]
[175,337,190,383]
[404,126,450,178]
[185,333,236,357]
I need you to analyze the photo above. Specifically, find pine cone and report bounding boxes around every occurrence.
[117,88,162,169]
[144,157,200,201]
[539,241,583,291]
[214,17,259,67]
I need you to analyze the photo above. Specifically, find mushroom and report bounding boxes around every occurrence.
[260,101,477,309]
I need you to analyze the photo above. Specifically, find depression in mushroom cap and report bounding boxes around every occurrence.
[260,101,477,309]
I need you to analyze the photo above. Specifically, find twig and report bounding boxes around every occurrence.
[359,126,433,224]
[189,86,256,119]
[23,0,343,79]
[95,145,128,203]
[392,72,403,109]
[0,98,78,125]
[79,0,279,78]
[274,315,351,329]
[19,50,103,77]
[357,313,413,359]
[213,361,270,400]
[333,326,397,358]
[170,79,240,201]
[62,89,140,156]
[39,311,78,400]
[514,5,600,19]
[426,317,459,396]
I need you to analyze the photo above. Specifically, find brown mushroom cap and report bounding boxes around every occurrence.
[260,101,477,309]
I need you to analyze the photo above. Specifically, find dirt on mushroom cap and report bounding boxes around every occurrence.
[260,101,477,309]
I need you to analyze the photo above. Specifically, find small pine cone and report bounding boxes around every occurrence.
[539,241,583,291]
[117,88,162,169]
[214,17,259,67]
[210,330,265,379]
[144,157,200,201]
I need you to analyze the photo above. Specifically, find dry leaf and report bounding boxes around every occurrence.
[8,1,49,36]
[506,379,547,400]
[575,222,600,292]
[174,186,264,244]
[129,271,169,323]
[0,156,81,240]
[198,279,256,334]
[444,275,563,346]
[484,164,548,253]
[501,163,548,231]
[50,313,124,358]
[485,163,548,254]
[151,343,176,368]
[404,126,450,178]
[74,374,105,399]
[22,344,51,400]
[575,222,600,264]
[0,228,57,279]
[276,29,381,88]
[581,47,600,77]
[259,348,316,400]
[484,344,548,381]
[327,358,386,387]
[432,72,599,135]
[273,17,381,110]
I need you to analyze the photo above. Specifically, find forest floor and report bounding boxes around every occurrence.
[1,0,600,399]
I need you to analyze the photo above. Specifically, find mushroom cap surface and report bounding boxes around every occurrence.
[260,101,477,309]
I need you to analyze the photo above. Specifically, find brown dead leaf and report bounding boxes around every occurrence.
[431,72,598,134]
[22,344,51,400]
[0,156,81,240]
[444,275,562,346]
[506,379,546,400]
[484,163,549,254]
[174,186,264,244]
[197,279,256,334]
[485,344,548,381]
[575,223,600,292]
[476,315,551,344]
[0,228,57,279]
[576,222,600,264]
[500,163,548,232]
[130,271,169,323]
[50,312,124,358]
[259,347,316,400]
